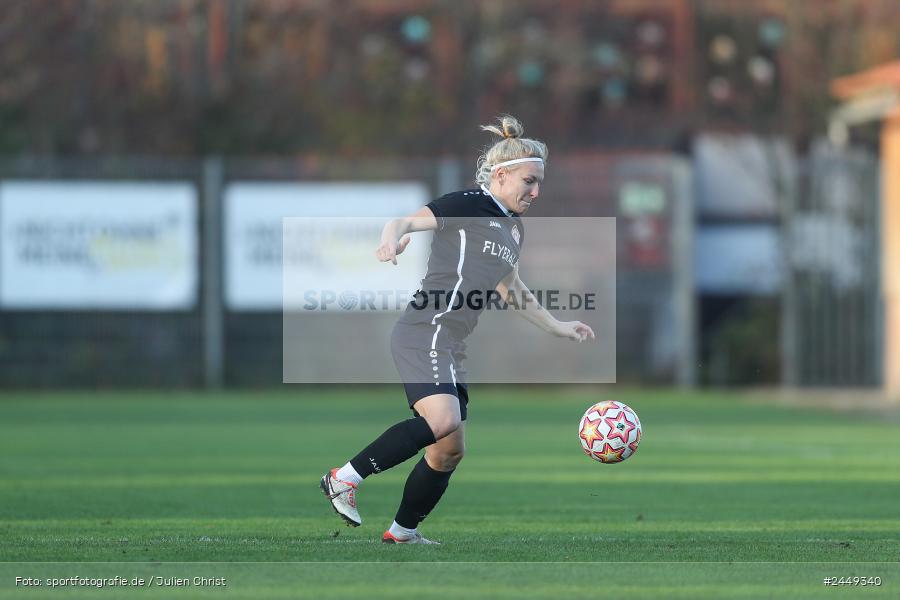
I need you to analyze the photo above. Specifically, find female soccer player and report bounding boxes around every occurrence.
[321,115,594,544]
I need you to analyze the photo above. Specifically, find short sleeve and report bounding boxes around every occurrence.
[426,191,481,230]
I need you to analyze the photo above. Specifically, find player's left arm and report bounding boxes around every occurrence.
[496,266,595,342]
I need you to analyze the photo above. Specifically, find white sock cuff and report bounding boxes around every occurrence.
[335,462,363,486]
[389,521,418,538]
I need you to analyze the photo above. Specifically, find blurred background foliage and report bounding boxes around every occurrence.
[2,0,899,157]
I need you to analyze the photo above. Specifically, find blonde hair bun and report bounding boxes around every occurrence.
[480,115,525,140]
[474,115,548,185]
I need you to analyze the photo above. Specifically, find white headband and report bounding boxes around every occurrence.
[490,157,544,171]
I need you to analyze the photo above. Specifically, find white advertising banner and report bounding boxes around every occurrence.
[225,182,429,310]
[0,181,197,309]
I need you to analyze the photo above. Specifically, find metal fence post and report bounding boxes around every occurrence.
[672,158,696,388]
[203,157,225,388]
[779,154,798,388]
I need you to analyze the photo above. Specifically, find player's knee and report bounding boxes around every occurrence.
[431,447,464,471]
[427,414,461,440]
[444,447,465,470]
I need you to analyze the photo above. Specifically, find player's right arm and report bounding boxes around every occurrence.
[496,265,595,342]
[375,206,438,265]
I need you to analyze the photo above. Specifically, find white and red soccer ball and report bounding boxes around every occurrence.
[578,401,642,464]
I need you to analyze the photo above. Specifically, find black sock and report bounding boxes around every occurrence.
[348,416,436,479]
[394,456,454,529]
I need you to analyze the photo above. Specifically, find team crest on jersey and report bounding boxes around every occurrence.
[511,224,521,245]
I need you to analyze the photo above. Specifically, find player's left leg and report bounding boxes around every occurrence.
[383,421,465,545]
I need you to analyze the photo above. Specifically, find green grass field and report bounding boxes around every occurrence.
[1,387,899,598]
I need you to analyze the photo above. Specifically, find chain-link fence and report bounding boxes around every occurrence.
[0,153,694,388]
[782,143,881,387]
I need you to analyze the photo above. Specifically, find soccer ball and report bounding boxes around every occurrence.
[578,401,642,464]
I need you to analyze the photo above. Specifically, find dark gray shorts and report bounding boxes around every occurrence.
[390,321,469,420]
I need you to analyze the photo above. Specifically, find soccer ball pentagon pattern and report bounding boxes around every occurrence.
[578,401,642,464]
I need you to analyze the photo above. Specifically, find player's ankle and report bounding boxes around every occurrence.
[335,463,363,487]
[388,521,417,539]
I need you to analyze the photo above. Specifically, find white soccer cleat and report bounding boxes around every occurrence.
[382,530,440,545]
[320,468,361,527]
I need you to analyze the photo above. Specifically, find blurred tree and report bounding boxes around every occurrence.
[0,0,898,156]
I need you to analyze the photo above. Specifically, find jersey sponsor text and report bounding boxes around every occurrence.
[482,240,518,267]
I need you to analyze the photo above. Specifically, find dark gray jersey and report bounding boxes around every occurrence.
[396,187,525,340]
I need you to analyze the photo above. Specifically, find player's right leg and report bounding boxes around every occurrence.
[322,392,460,527]
[384,419,465,544]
